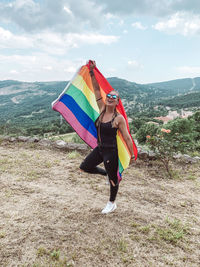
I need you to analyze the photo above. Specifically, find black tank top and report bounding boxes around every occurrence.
[95,112,118,148]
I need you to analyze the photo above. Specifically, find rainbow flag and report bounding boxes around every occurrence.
[52,62,137,181]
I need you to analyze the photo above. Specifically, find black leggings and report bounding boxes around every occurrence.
[80,146,119,202]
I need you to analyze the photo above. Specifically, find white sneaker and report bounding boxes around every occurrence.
[101,201,117,214]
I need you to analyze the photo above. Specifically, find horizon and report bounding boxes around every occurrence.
[1,1,200,83]
[0,75,199,86]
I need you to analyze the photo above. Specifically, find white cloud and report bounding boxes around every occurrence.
[153,12,200,36]
[2,0,200,35]
[119,19,124,26]
[43,66,53,71]
[107,67,117,73]
[0,27,33,49]
[10,70,19,74]
[104,13,116,20]
[64,66,77,73]
[0,53,84,81]
[0,0,103,33]
[0,54,37,65]
[132,22,147,30]
[176,66,200,76]
[63,6,73,15]
[67,33,119,45]
[128,60,143,69]
[93,0,200,17]
[0,27,119,55]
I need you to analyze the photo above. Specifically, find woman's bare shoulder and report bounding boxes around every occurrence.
[116,114,125,122]
[113,113,124,128]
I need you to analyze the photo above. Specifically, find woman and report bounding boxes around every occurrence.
[80,61,134,214]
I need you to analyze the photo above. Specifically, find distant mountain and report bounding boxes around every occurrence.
[146,77,200,96]
[0,76,200,134]
[158,91,200,108]
[108,77,200,112]
[0,80,67,131]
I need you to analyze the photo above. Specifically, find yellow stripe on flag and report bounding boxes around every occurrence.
[117,132,130,169]
[72,74,100,113]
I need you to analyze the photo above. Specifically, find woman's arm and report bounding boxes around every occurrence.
[117,115,134,160]
[89,61,105,112]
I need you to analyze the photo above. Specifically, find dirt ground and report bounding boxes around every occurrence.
[0,141,200,267]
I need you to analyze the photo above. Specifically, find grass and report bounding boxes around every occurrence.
[0,158,10,164]
[49,133,77,143]
[37,247,48,257]
[50,250,60,261]
[153,218,189,244]
[131,221,139,228]
[0,143,199,266]
[0,158,12,174]
[44,161,53,168]
[36,247,74,266]
[138,225,151,234]
[67,151,80,159]
[0,137,4,145]
[49,133,84,144]
[4,189,13,198]
[25,170,41,180]
[156,227,184,244]
[0,232,6,238]
[170,169,182,180]
[189,151,200,157]
[0,148,55,180]
[187,174,197,180]
[117,238,128,253]
[20,152,29,158]
[130,217,189,245]
[71,135,84,144]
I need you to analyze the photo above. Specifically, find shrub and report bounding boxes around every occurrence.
[72,134,84,144]
[146,128,187,178]
[165,118,193,135]
[136,123,159,144]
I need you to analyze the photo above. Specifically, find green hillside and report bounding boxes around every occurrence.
[0,76,200,136]
[147,77,200,96]
[0,80,68,135]
[159,92,200,108]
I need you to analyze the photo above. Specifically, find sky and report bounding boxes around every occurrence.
[1,0,200,84]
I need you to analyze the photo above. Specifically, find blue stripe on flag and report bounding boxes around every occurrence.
[60,94,98,139]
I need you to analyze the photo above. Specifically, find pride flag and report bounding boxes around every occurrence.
[52,62,137,181]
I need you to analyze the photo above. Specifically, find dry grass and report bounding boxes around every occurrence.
[0,142,200,267]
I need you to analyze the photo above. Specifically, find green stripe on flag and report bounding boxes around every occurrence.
[66,84,99,122]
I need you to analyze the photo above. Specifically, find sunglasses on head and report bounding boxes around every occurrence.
[106,93,118,99]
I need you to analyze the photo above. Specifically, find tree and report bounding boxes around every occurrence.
[136,123,159,144]
[146,128,187,178]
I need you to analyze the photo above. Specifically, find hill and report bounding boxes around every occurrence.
[0,76,200,135]
[158,91,200,108]
[147,77,200,96]
[0,80,68,135]
[0,141,200,266]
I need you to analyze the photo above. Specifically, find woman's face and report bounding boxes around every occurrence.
[105,91,119,107]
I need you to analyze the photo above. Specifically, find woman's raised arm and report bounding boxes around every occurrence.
[89,60,105,112]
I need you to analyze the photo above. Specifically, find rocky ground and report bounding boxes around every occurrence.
[0,141,200,267]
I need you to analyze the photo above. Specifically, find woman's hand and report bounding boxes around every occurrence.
[89,60,96,71]
[87,60,104,111]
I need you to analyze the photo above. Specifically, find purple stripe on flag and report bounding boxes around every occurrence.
[53,101,98,149]
[117,169,122,183]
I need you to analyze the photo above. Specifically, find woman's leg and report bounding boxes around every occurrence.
[103,149,119,202]
[80,146,107,176]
